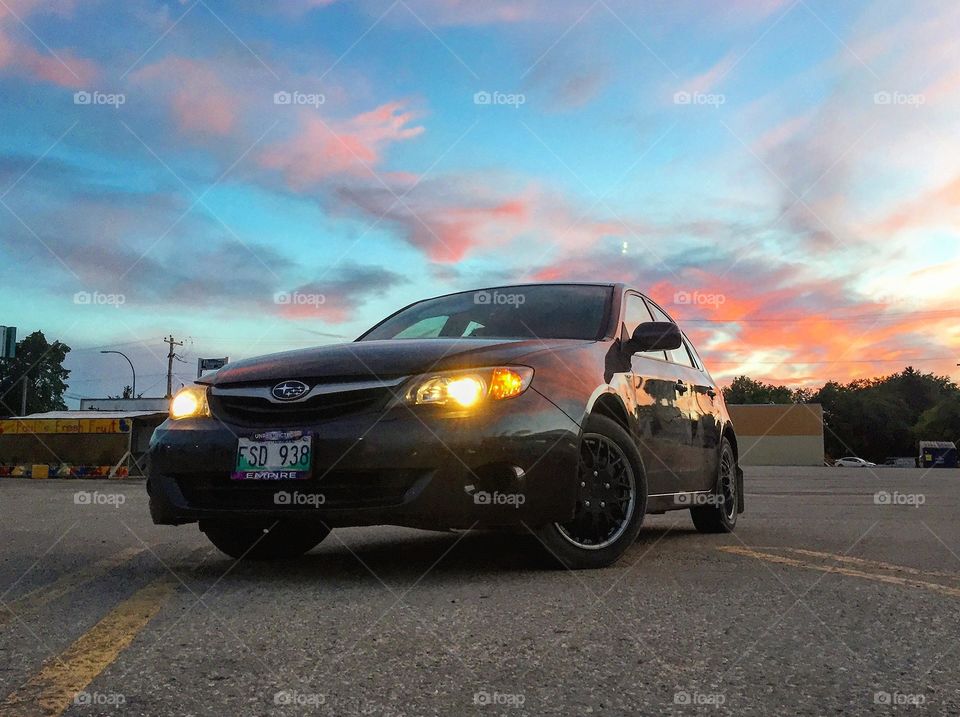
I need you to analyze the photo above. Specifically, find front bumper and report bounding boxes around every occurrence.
[147,388,581,529]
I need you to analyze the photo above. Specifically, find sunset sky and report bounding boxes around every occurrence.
[2,0,959,404]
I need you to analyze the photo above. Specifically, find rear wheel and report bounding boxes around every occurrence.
[690,437,738,533]
[200,520,330,560]
[536,415,647,569]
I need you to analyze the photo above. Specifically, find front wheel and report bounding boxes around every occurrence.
[200,520,330,560]
[690,437,738,533]
[536,415,647,570]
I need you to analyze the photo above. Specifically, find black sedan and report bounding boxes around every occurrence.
[148,283,743,569]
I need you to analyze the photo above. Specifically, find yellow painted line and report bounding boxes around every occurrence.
[0,578,175,717]
[779,547,960,583]
[0,547,146,628]
[718,546,960,600]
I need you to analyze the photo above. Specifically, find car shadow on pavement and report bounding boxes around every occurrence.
[177,524,699,586]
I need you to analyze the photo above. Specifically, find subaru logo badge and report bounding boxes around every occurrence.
[272,380,309,401]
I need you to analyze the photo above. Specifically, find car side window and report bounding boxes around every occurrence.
[623,294,666,360]
[644,298,694,366]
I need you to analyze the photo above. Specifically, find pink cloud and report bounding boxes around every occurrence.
[675,51,737,96]
[0,1,99,87]
[258,102,424,188]
[751,111,814,153]
[529,248,960,385]
[278,0,570,25]
[132,57,239,137]
[20,47,99,87]
[868,174,960,236]
[337,175,645,264]
[727,0,792,19]
[407,0,541,25]
[338,183,529,262]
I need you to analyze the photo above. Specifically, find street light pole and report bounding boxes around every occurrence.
[100,350,136,398]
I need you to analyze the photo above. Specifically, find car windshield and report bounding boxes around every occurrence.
[359,284,612,341]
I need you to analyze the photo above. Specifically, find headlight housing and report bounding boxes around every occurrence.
[405,367,534,408]
[169,385,211,419]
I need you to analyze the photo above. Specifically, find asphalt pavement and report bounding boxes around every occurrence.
[1,466,959,716]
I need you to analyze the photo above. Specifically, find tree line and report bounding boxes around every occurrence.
[723,368,960,461]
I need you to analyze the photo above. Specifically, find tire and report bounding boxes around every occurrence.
[690,437,738,533]
[200,520,330,560]
[536,414,647,569]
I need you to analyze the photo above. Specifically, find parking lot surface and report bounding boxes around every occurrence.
[1,466,959,715]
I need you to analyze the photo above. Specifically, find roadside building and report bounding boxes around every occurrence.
[0,410,166,478]
[726,403,825,466]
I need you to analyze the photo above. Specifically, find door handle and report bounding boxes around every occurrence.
[675,379,688,394]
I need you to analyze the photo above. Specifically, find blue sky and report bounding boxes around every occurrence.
[1,0,959,404]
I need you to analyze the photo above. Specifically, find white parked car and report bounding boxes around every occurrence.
[834,457,876,467]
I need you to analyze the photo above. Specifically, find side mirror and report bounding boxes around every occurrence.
[625,321,682,353]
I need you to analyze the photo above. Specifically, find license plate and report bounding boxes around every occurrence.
[232,430,312,480]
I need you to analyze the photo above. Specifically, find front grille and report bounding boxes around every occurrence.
[209,385,394,427]
[176,470,428,511]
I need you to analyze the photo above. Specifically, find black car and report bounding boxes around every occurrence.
[149,283,743,569]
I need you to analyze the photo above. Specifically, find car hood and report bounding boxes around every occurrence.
[205,338,594,386]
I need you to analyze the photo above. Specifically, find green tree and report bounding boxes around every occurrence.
[875,367,958,427]
[107,385,143,400]
[811,370,957,461]
[0,331,71,416]
[914,395,960,445]
[723,375,796,404]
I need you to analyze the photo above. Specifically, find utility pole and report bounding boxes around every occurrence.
[165,335,183,398]
[20,375,27,416]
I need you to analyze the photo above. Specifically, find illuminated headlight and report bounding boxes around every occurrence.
[169,386,211,419]
[406,367,534,408]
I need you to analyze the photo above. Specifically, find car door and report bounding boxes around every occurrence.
[642,297,701,492]
[620,293,689,495]
[680,334,722,491]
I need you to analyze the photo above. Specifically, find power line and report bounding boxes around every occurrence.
[682,308,960,323]
[70,337,167,352]
[709,356,956,365]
